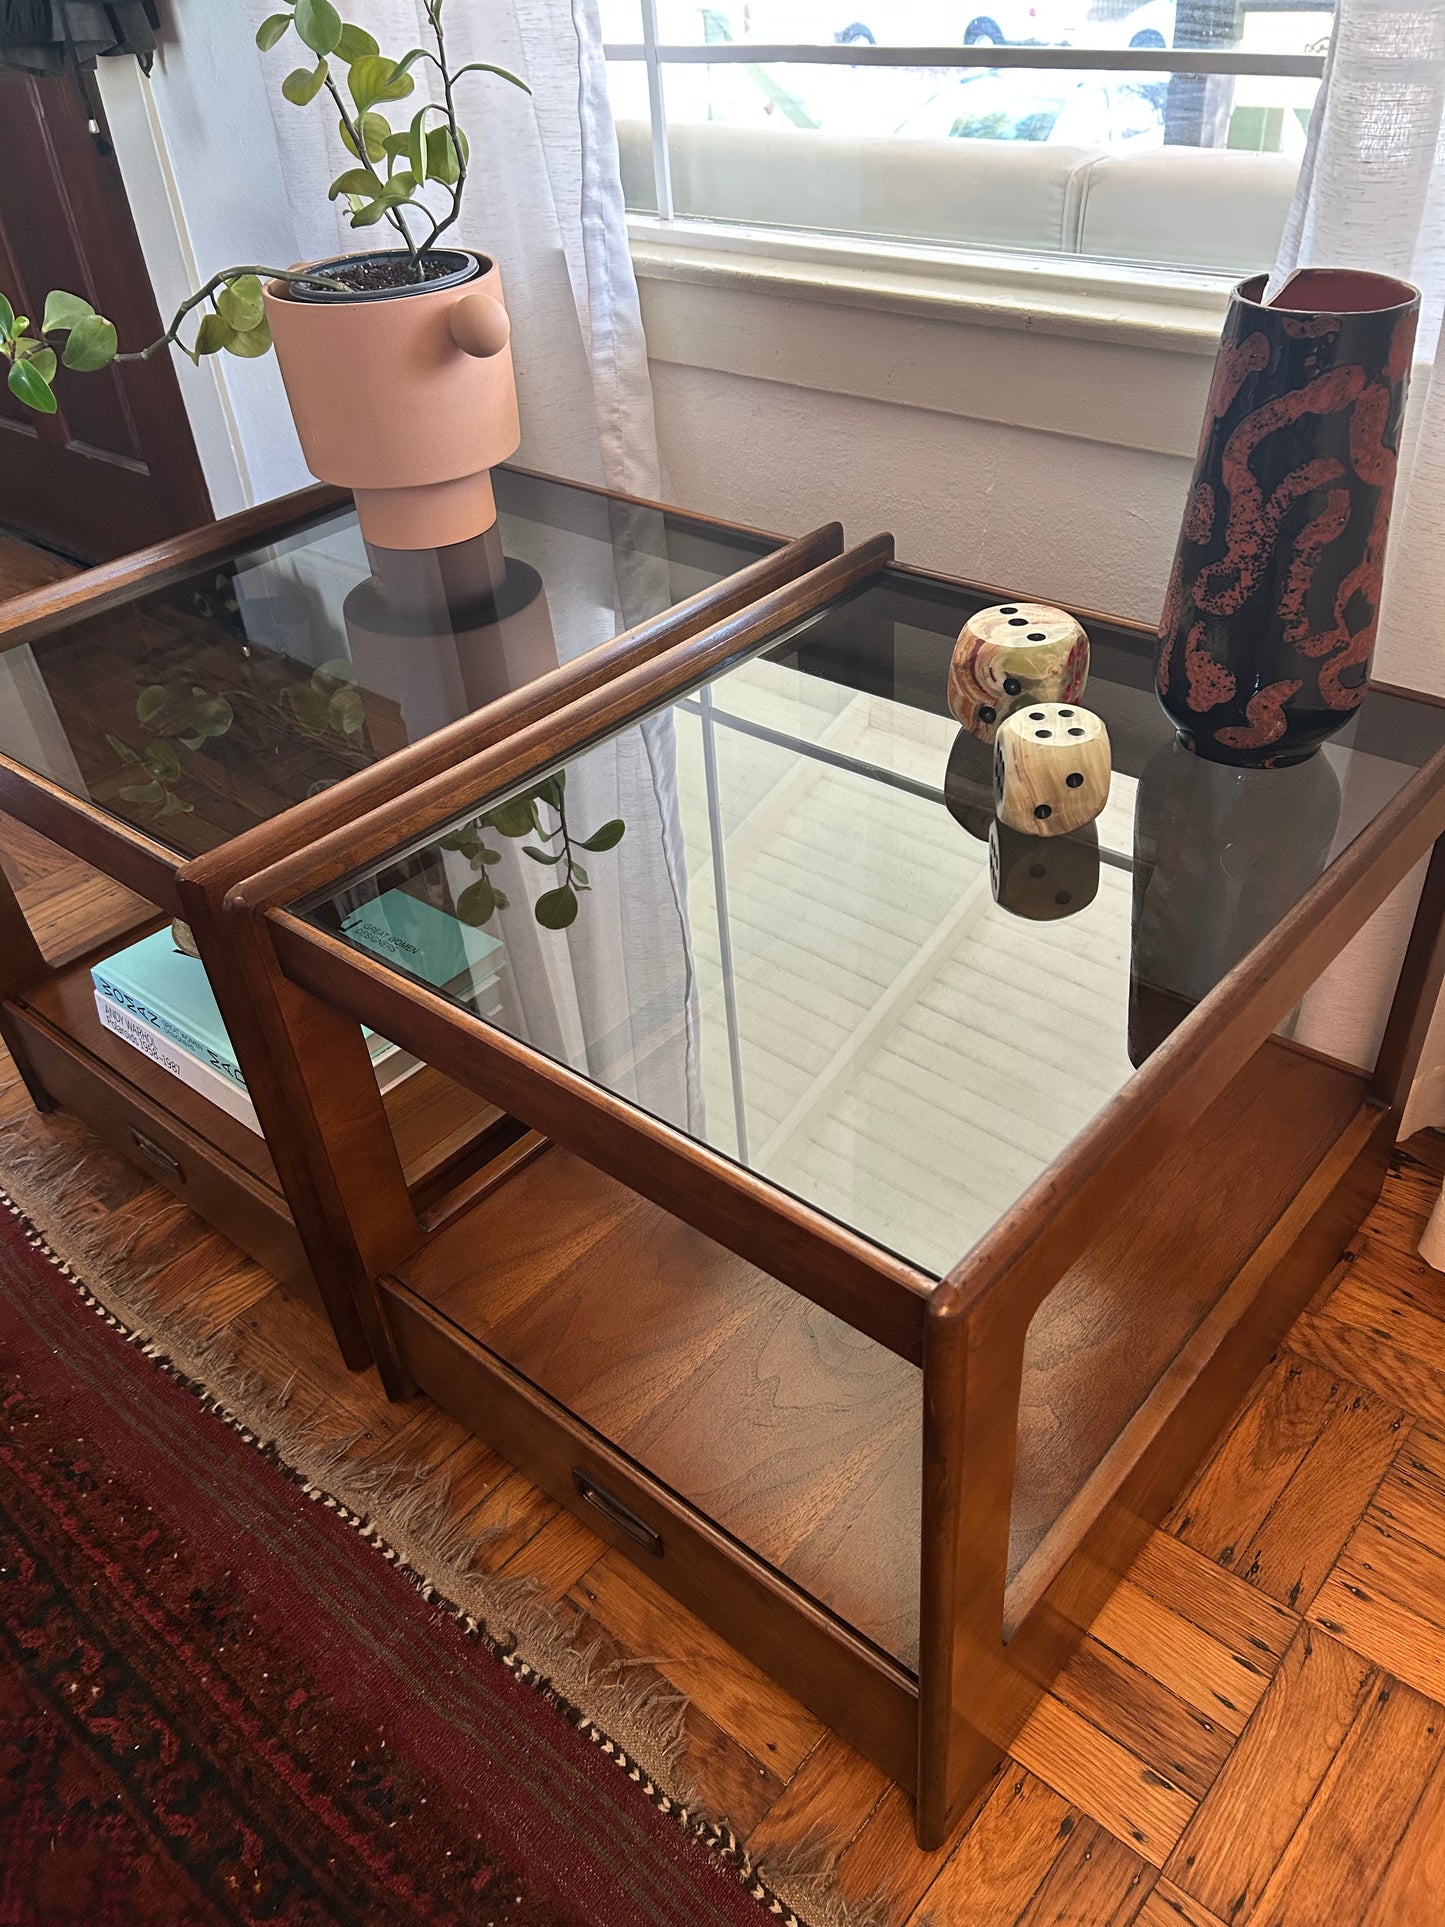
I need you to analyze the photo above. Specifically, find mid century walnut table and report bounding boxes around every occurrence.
[225,546,1445,1846]
[0,466,851,1365]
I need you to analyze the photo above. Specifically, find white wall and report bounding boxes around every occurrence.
[638,269,1213,626]
[98,8,311,513]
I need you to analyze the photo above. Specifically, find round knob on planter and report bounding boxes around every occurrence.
[450,292,511,358]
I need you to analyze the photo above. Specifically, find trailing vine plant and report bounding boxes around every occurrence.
[0,0,527,414]
[439,770,625,932]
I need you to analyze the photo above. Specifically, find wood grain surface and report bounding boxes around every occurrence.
[6,814,1445,1921]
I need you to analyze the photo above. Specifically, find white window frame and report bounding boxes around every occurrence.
[607,22,1326,345]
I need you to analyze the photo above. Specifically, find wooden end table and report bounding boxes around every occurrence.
[0,465,849,1367]
[223,542,1445,1845]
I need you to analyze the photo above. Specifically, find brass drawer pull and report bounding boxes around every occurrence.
[572,1469,662,1555]
[129,1127,183,1182]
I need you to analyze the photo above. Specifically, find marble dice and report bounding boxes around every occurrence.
[947,603,1089,742]
[994,702,1110,836]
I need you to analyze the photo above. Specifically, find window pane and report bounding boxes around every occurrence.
[610,26,1324,272]
[619,0,1332,55]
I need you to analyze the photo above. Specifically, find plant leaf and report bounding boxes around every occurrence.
[23,345,56,382]
[328,165,377,199]
[0,293,14,338]
[487,795,537,838]
[327,684,365,734]
[534,885,578,930]
[348,52,414,110]
[335,22,378,59]
[144,741,182,781]
[534,772,565,811]
[255,11,292,51]
[186,691,234,738]
[60,314,117,372]
[477,845,502,864]
[456,876,498,926]
[349,194,400,228]
[578,818,626,853]
[339,110,391,161]
[407,105,429,181]
[571,863,589,887]
[522,844,564,865]
[424,126,461,184]
[313,657,358,687]
[136,685,169,724]
[294,0,342,57]
[159,793,195,816]
[223,319,273,359]
[118,780,165,804]
[453,60,530,93]
[7,358,54,413]
[282,58,329,106]
[194,312,235,357]
[105,732,141,764]
[216,274,264,331]
[41,289,94,334]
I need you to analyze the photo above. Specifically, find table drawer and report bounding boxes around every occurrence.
[8,998,312,1297]
[380,1271,919,1789]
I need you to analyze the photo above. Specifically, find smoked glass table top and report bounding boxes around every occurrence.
[300,565,1445,1280]
[0,468,777,863]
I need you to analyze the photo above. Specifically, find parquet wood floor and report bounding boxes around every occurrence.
[4,812,1445,1924]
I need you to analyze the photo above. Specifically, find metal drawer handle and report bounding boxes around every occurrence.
[129,1127,182,1181]
[572,1469,662,1556]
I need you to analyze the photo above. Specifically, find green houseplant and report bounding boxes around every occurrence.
[1,0,531,550]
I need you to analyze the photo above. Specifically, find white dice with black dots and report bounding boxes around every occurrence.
[993,702,1111,837]
[947,602,1089,742]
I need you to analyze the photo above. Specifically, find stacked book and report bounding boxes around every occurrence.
[92,891,503,1136]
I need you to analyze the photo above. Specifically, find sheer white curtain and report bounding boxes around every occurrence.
[250,0,703,1130]
[1264,0,1445,1260]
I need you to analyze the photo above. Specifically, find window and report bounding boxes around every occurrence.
[601,0,1328,278]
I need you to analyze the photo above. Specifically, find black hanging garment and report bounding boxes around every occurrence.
[0,2,161,75]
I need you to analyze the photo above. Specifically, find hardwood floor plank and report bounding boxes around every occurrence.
[1242,1674,1445,1927]
[1087,1578,1275,1736]
[1017,1818,1156,1926]
[745,1731,890,1873]
[1358,1754,1445,1927]
[1132,1880,1228,1927]
[1170,1353,1348,1560]
[1010,1693,1197,1867]
[896,1770,1071,1926]
[1125,1534,1297,1665]
[1294,1302,1445,1441]
[498,1507,606,1602]
[566,1553,826,1779]
[1054,1641,1233,1805]
[1231,1382,1405,1611]
[1164,1625,1376,1922]
[837,1778,995,1927]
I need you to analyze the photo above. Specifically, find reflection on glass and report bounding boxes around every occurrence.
[0,471,775,862]
[311,569,1431,1278]
[1129,739,1342,1065]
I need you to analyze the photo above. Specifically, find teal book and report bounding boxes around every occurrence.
[92,928,390,1090]
[340,889,504,1003]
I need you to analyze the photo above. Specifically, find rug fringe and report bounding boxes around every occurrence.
[0,1111,877,1927]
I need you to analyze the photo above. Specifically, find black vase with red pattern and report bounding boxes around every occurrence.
[1156,269,1419,767]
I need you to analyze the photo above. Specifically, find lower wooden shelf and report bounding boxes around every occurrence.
[6,938,516,1298]
[383,1037,1372,1682]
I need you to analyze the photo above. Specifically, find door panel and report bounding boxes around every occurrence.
[0,67,210,558]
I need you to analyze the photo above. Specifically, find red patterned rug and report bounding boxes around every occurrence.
[0,1191,804,1927]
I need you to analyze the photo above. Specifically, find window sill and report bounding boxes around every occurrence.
[627,217,1232,358]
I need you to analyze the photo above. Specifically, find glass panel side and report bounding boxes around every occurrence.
[300,569,1441,1279]
[0,469,777,860]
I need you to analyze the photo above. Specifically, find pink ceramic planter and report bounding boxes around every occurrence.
[264,252,520,551]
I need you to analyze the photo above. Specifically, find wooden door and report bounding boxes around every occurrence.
[0,66,210,559]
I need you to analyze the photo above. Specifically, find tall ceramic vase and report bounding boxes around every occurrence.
[1156,269,1419,766]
